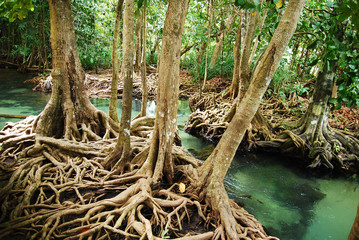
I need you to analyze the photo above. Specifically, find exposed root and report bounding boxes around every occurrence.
[184,94,231,143]
[0,117,273,239]
[255,122,359,173]
[184,94,272,146]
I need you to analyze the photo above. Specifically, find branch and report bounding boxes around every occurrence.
[304,6,337,16]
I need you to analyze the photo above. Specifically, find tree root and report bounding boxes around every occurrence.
[256,123,359,173]
[184,105,231,143]
[0,117,273,239]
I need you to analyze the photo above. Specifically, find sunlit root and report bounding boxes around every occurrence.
[1,117,276,239]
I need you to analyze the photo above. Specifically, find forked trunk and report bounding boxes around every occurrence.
[35,0,106,139]
[139,0,189,183]
[248,9,268,64]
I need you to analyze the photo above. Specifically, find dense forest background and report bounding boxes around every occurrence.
[1,0,359,115]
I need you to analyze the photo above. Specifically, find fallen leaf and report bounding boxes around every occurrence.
[179,183,186,193]
[79,227,91,233]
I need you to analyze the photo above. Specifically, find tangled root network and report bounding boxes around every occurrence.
[0,117,277,239]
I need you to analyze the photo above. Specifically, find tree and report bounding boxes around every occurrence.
[139,3,148,118]
[34,0,110,140]
[229,10,242,99]
[138,0,190,183]
[192,0,306,238]
[256,0,359,172]
[109,0,124,123]
[104,0,134,170]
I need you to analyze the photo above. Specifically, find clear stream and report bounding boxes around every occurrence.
[1,69,358,240]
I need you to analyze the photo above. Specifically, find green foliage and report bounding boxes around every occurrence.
[0,0,50,68]
[337,0,359,31]
[0,0,34,22]
[72,0,116,70]
[269,60,310,103]
[290,0,359,110]
[181,50,234,84]
[234,0,257,10]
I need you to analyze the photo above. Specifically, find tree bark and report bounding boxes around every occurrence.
[230,11,242,99]
[196,0,306,238]
[139,0,189,183]
[104,0,134,170]
[238,9,259,100]
[134,10,143,74]
[348,203,359,240]
[201,0,213,90]
[109,0,124,123]
[140,6,148,117]
[35,0,106,139]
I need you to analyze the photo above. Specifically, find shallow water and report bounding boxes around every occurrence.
[1,69,358,240]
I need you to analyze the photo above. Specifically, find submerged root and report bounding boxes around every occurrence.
[1,117,273,239]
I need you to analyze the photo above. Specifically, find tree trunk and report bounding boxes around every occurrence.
[238,9,258,100]
[35,0,107,140]
[209,11,236,68]
[230,11,242,99]
[348,203,359,240]
[196,0,306,238]
[140,6,148,117]
[109,0,124,123]
[134,11,143,74]
[139,0,189,183]
[104,0,134,170]
[289,41,299,71]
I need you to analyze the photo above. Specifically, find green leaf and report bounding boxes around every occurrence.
[335,102,342,110]
[137,0,143,9]
[307,40,318,49]
[329,98,337,104]
[338,84,345,91]
[308,58,318,67]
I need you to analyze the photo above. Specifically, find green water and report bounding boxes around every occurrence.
[1,69,358,240]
